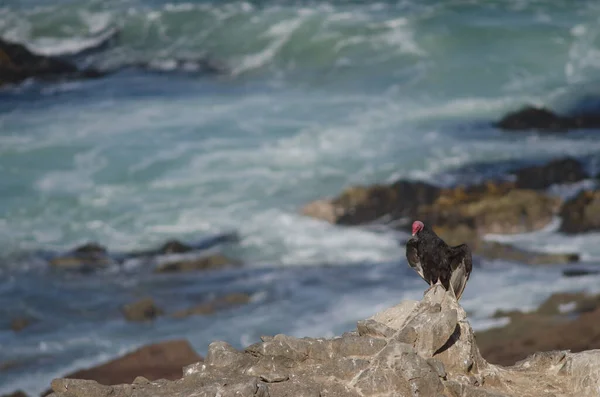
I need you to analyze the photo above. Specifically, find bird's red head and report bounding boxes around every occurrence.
[412,220,424,236]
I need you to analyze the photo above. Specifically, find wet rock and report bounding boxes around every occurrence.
[172,293,251,318]
[48,243,112,271]
[154,253,240,273]
[512,157,589,190]
[0,38,104,87]
[43,340,200,395]
[157,240,193,254]
[48,286,600,397]
[495,105,600,132]
[121,298,163,322]
[559,189,600,233]
[478,241,579,265]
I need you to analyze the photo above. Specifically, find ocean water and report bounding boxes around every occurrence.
[3,0,600,394]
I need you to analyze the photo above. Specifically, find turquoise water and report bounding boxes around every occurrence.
[4,0,600,394]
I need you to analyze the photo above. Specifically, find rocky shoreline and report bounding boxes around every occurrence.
[8,285,596,397]
[302,156,597,265]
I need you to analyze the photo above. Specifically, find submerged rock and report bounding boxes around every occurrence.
[121,298,164,322]
[47,285,600,397]
[495,105,600,132]
[172,293,251,318]
[154,253,240,273]
[559,189,600,233]
[41,340,201,396]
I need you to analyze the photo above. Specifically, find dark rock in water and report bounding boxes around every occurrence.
[126,233,240,259]
[477,241,579,265]
[158,240,193,255]
[495,106,572,132]
[122,298,164,322]
[47,285,600,397]
[1,391,28,397]
[0,38,105,87]
[559,189,600,233]
[154,253,240,273]
[40,340,201,396]
[496,105,600,132]
[172,293,251,318]
[72,243,107,255]
[513,157,589,190]
[48,242,112,271]
[10,317,32,332]
[563,268,600,278]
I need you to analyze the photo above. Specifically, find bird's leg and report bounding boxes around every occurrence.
[423,281,435,297]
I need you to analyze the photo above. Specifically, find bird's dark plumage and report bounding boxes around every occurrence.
[405,221,472,300]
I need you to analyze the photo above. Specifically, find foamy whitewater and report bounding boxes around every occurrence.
[3,0,600,394]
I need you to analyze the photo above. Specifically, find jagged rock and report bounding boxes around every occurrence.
[495,105,600,132]
[40,340,201,396]
[0,38,104,87]
[48,286,600,397]
[172,293,251,318]
[512,157,589,190]
[559,189,600,233]
[154,253,240,273]
[121,298,163,322]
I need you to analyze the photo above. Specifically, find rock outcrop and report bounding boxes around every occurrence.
[46,285,600,397]
[495,105,600,132]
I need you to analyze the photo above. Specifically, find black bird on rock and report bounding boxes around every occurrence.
[405,220,473,300]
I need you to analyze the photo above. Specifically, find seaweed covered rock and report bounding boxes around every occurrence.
[47,285,600,397]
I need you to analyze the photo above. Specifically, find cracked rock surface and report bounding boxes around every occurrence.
[47,285,600,397]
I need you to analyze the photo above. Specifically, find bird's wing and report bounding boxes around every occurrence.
[449,244,473,301]
[406,238,426,281]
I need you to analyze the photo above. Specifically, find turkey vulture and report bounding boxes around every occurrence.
[405,220,473,300]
